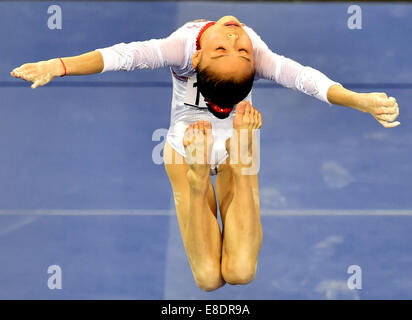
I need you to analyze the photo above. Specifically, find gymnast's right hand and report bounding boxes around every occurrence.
[10,59,64,89]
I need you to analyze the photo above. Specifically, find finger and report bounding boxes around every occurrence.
[14,65,31,77]
[387,113,399,122]
[375,105,385,115]
[379,110,399,123]
[375,113,398,122]
[388,96,397,104]
[376,92,388,99]
[17,71,33,82]
[31,80,41,89]
[11,72,21,79]
[378,119,401,128]
[13,70,22,78]
[382,105,399,119]
[382,97,397,107]
[375,112,391,120]
[12,67,23,75]
[258,112,262,128]
[25,74,37,82]
[33,76,51,89]
[377,103,398,115]
[381,106,397,114]
[18,72,29,81]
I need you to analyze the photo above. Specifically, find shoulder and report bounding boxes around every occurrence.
[171,20,212,43]
[243,25,260,40]
[243,25,269,50]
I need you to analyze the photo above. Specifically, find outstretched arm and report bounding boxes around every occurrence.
[10,51,104,88]
[327,84,400,128]
[245,26,401,128]
[10,25,187,89]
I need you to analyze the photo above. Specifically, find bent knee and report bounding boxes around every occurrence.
[222,257,257,285]
[193,263,224,292]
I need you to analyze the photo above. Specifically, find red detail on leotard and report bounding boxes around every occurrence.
[196,21,216,50]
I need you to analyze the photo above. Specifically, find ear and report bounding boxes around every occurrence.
[192,50,202,69]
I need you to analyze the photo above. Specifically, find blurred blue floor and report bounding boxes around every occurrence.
[1,1,412,299]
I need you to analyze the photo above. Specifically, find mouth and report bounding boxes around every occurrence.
[224,21,240,27]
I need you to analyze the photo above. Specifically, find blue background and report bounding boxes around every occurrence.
[0,1,411,299]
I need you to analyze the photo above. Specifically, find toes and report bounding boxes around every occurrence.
[236,101,247,114]
[253,109,259,129]
[203,121,212,137]
[198,121,205,133]
[245,102,252,115]
[184,121,213,146]
[233,101,263,130]
[183,121,214,165]
[204,121,212,130]
[192,123,200,137]
[183,124,195,146]
[185,123,194,133]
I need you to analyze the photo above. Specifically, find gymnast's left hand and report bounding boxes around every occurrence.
[358,92,400,128]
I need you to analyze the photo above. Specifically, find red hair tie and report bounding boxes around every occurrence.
[206,101,233,114]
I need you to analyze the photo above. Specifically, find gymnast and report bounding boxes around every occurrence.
[10,15,400,291]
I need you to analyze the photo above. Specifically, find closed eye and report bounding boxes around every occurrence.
[239,48,248,53]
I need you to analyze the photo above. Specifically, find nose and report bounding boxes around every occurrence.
[227,33,238,41]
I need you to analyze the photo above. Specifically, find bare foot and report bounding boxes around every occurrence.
[226,101,262,171]
[183,121,214,187]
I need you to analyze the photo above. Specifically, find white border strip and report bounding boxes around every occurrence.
[0,209,411,216]
[0,210,175,216]
[262,210,412,216]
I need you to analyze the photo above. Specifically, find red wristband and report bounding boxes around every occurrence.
[59,57,67,77]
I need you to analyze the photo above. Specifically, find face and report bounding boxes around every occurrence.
[192,16,254,79]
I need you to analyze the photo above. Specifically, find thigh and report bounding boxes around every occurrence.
[163,142,218,235]
[215,163,260,226]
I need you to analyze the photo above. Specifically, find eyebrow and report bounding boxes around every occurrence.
[211,54,251,62]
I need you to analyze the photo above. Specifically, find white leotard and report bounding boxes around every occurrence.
[96,20,340,168]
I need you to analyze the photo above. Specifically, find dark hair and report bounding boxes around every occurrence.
[196,66,255,119]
